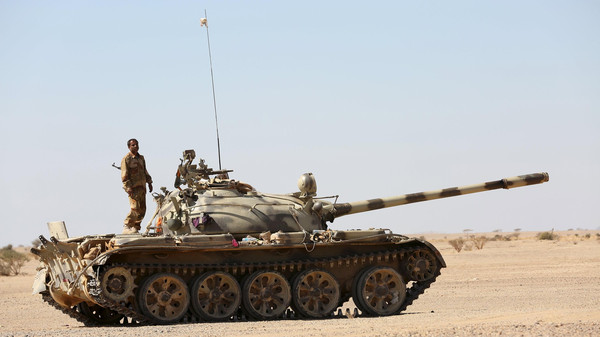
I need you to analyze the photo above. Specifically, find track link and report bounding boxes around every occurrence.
[40,292,98,326]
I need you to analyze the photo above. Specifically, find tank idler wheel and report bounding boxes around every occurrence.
[406,249,437,281]
[292,269,340,318]
[137,273,190,324]
[242,270,291,320]
[352,266,406,316]
[191,271,241,321]
[101,266,135,302]
[77,301,123,325]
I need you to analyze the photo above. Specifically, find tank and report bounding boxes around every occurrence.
[32,149,549,325]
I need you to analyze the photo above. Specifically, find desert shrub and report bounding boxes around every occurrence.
[463,242,473,251]
[31,238,41,248]
[449,238,464,252]
[584,233,591,239]
[537,231,557,241]
[472,236,488,250]
[490,234,509,241]
[0,245,30,276]
[496,233,517,241]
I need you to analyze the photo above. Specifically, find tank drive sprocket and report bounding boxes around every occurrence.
[405,249,437,282]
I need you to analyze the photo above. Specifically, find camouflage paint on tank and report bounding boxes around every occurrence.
[331,172,549,217]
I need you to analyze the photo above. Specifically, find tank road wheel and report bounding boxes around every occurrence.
[242,270,291,320]
[191,271,241,321]
[353,266,406,316]
[292,269,340,318]
[137,273,190,324]
[77,302,123,325]
[101,266,135,302]
[406,249,437,281]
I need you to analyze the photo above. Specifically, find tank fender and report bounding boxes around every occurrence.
[421,239,446,268]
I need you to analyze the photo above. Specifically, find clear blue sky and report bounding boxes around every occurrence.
[1,1,598,247]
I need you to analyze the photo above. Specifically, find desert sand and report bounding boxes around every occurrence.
[1,231,599,337]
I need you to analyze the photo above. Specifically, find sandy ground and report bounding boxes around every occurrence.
[1,231,599,337]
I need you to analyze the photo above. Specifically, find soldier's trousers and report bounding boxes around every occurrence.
[124,187,146,230]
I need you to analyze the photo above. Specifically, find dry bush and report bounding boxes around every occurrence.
[31,238,41,248]
[472,236,488,250]
[490,234,513,242]
[0,245,30,276]
[537,231,558,241]
[502,233,520,241]
[463,242,474,251]
[449,238,465,252]
[491,234,509,241]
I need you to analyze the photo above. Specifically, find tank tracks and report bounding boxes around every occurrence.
[41,245,441,326]
[41,292,102,326]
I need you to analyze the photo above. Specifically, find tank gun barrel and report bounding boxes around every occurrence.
[327,172,549,218]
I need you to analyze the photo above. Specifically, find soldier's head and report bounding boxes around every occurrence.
[127,139,139,154]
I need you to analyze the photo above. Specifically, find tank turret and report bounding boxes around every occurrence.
[152,151,549,237]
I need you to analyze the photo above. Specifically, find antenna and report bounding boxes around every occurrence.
[200,10,222,170]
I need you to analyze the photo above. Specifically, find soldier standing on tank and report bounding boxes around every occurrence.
[121,138,153,234]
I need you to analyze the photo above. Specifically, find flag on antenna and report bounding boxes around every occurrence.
[200,18,207,26]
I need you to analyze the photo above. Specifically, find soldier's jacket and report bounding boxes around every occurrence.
[121,152,152,190]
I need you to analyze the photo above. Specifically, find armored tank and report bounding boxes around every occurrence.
[32,150,549,325]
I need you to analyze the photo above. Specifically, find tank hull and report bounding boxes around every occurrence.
[33,230,445,324]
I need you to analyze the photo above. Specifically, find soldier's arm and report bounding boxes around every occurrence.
[142,157,153,192]
[121,157,132,191]
[143,157,152,184]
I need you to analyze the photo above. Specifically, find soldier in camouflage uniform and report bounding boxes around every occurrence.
[121,139,153,234]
